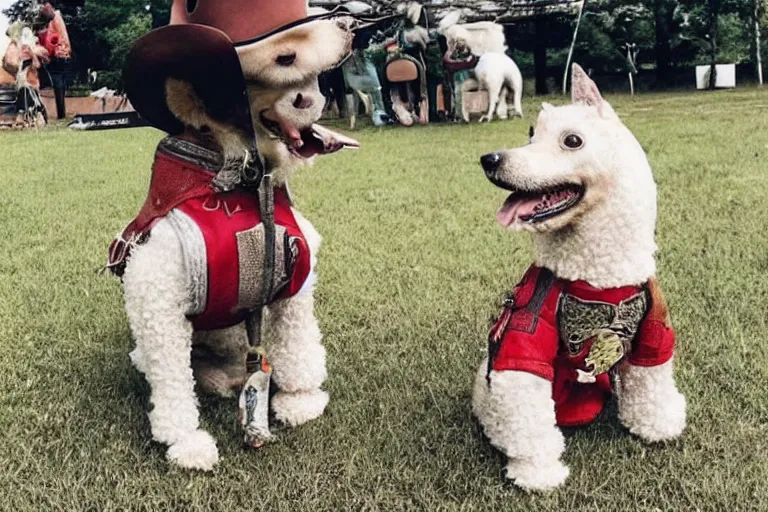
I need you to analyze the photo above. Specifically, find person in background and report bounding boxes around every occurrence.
[37,0,71,119]
[442,40,478,122]
[3,25,49,89]
[1,24,49,126]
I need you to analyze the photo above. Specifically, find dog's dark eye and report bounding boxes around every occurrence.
[562,134,583,149]
[276,53,297,66]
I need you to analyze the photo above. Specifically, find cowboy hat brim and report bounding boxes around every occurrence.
[124,23,249,135]
[124,8,394,135]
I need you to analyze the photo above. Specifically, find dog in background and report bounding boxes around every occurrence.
[438,11,523,121]
[474,52,523,121]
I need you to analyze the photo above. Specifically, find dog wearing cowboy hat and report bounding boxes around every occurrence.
[107,0,361,470]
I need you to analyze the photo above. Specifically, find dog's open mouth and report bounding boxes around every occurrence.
[260,111,359,158]
[497,184,585,226]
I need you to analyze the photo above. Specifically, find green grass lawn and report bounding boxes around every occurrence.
[1,88,768,511]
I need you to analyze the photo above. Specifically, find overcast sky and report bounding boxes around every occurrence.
[0,0,12,31]
[0,0,10,55]
[0,0,13,37]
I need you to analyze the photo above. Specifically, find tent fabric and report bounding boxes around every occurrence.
[308,1,584,22]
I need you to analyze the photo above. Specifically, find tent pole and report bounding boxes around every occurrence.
[756,0,763,85]
[563,0,586,95]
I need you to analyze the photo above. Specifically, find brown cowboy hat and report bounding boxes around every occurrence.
[124,0,355,135]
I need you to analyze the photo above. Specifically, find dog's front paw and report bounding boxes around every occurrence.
[166,430,219,471]
[505,458,569,492]
[478,115,491,123]
[271,389,329,427]
[622,389,687,443]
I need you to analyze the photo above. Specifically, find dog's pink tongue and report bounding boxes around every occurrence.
[496,195,541,226]
[275,116,303,150]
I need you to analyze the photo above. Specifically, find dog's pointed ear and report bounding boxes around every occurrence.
[169,0,190,24]
[571,64,602,106]
[571,63,617,120]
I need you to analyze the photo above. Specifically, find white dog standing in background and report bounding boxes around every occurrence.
[474,52,523,121]
[473,64,686,492]
[439,11,523,121]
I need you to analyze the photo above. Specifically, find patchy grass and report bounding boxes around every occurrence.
[1,88,768,511]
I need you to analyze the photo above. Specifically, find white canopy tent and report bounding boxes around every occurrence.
[309,0,583,21]
[309,0,585,94]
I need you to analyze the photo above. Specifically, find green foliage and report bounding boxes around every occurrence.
[1,0,37,27]
[570,0,766,73]
[104,13,152,72]
[717,12,751,62]
[3,0,167,88]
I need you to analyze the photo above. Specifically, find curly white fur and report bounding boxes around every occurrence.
[473,359,569,491]
[265,211,329,426]
[123,219,220,470]
[124,208,328,470]
[119,14,356,471]
[472,64,686,491]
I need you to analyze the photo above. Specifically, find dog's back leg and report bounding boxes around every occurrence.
[479,75,503,123]
[472,359,569,491]
[495,86,509,120]
[506,66,524,118]
[192,324,248,398]
[123,219,219,471]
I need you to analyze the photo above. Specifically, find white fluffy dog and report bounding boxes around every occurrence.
[438,13,522,121]
[474,64,686,492]
[109,6,359,471]
[440,20,507,56]
[474,52,524,121]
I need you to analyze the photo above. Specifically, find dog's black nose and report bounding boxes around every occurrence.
[293,93,313,109]
[480,152,502,174]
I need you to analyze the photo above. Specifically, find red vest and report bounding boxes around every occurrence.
[108,139,312,331]
[487,265,675,427]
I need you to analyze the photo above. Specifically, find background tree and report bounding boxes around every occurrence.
[1,0,765,93]
[653,0,676,85]
[3,0,169,90]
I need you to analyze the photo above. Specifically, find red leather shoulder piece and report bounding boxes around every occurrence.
[107,150,215,275]
[133,150,216,231]
[442,53,478,72]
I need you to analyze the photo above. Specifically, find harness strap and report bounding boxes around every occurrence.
[242,159,275,366]
[259,173,277,311]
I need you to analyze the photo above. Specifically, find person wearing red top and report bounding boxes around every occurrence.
[38,1,71,119]
[1,25,49,127]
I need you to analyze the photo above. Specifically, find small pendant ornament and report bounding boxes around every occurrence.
[238,345,273,448]
[577,328,625,383]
